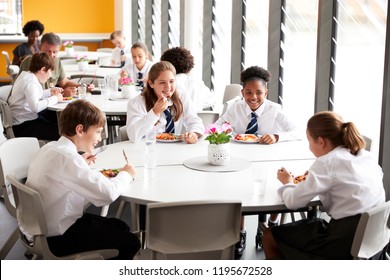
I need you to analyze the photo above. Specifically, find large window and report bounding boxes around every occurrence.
[0,0,22,34]
[282,0,318,128]
[333,0,387,157]
[244,0,269,68]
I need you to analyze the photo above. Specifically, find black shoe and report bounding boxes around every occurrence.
[234,230,247,259]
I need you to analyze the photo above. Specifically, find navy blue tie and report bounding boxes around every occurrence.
[245,112,258,135]
[120,49,125,67]
[164,109,175,133]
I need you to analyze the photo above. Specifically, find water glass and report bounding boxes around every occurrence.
[98,79,106,90]
[78,85,87,99]
[252,167,267,195]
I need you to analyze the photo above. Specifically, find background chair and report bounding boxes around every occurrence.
[222,84,242,104]
[221,95,241,116]
[362,135,372,152]
[60,58,77,65]
[7,173,119,260]
[73,45,88,51]
[69,77,102,88]
[96,48,114,53]
[0,137,40,259]
[119,126,128,142]
[350,200,390,260]
[197,111,219,128]
[1,51,19,83]
[0,99,15,139]
[140,200,241,260]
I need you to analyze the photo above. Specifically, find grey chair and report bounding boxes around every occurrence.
[139,200,241,260]
[0,137,40,260]
[119,126,128,142]
[0,99,15,139]
[1,51,19,83]
[197,111,219,128]
[73,45,88,52]
[222,84,242,104]
[351,200,390,259]
[96,48,114,53]
[7,173,119,260]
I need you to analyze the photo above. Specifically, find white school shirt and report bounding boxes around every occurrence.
[25,137,134,237]
[277,146,385,220]
[0,115,6,144]
[121,58,154,82]
[215,99,302,142]
[111,45,131,65]
[175,73,216,111]
[8,71,58,125]
[126,91,205,142]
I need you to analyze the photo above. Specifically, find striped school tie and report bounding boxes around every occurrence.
[120,49,125,67]
[245,112,258,135]
[164,108,175,133]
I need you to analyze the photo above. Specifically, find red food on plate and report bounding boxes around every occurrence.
[235,134,258,142]
[156,133,177,141]
[294,174,307,184]
[100,169,119,178]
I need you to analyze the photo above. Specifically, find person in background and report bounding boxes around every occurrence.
[16,32,93,97]
[215,65,302,259]
[9,52,63,140]
[263,111,385,259]
[120,41,154,88]
[110,30,131,66]
[12,20,45,66]
[26,99,141,259]
[160,47,215,111]
[126,61,204,143]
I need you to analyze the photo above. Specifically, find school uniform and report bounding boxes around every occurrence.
[111,45,131,65]
[216,99,301,141]
[8,71,60,140]
[26,137,141,259]
[121,58,154,86]
[126,90,204,142]
[273,146,386,259]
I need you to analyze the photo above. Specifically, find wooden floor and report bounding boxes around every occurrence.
[0,197,265,260]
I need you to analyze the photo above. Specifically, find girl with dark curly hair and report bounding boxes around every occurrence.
[160,47,215,111]
[12,20,44,66]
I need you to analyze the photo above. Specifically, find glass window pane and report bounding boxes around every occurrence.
[168,0,180,48]
[0,0,22,34]
[334,0,387,158]
[244,0,269,68]
[282,0,318,129]
[152,0,162,60]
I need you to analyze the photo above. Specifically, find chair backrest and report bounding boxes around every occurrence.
[197,111,219,128]
[60,58,77,65]
[221,95,241,116]
[0,99,15,139]
[0,85,12,101]
[1,51,19,82]
[119,126,129,141]
[69,77,101,87]
[351,200,390,259]
[73,45,88,51]
[97,48,114,53]
[0,137,40,218]
[146,200,241,259]
[362,135,372,152]
[222,84,242,104]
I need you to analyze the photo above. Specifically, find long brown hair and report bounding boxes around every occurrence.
[142,61,183,121]
[307,111,366,155]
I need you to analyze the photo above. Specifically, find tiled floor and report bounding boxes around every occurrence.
[0,197,265,260]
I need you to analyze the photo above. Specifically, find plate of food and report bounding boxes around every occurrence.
[233,134,259,143]
[294,174,307,184]
[58,96,75,103]
[156,133,182,143]
[100,168,120,178]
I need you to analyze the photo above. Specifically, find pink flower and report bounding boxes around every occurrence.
[120,77,134,85]
[221,122,232,133]
[205,124,218,134]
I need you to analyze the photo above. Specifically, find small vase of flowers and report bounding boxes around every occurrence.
[204,123,233,165]
[119,77,136,99]
[63,40,74,56]
[76,54,90,71]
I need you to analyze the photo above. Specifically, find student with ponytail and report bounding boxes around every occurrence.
[263,111,385,259]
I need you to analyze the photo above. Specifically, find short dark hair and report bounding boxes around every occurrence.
[160,47,194,74]
[60,99,106,136]
[240,66,271,87]
[29,52,54,73]
[40,32,61,46]
[22,20,44,37]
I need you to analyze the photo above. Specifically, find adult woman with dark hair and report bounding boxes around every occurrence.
[263,111,385,259]
[12,20,44,66]
[160,47,215,111]
[126,61,204,143]
[9,52,63,140]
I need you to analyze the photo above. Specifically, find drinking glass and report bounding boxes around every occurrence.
[98,79,106,90]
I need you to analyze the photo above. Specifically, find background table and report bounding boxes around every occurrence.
[62,63,121,79]
[59,51,111,62]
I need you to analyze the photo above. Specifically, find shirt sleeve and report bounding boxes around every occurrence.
[126,96,160,142]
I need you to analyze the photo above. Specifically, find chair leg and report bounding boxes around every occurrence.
[100,205,109,217]
[0,227,19,260]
